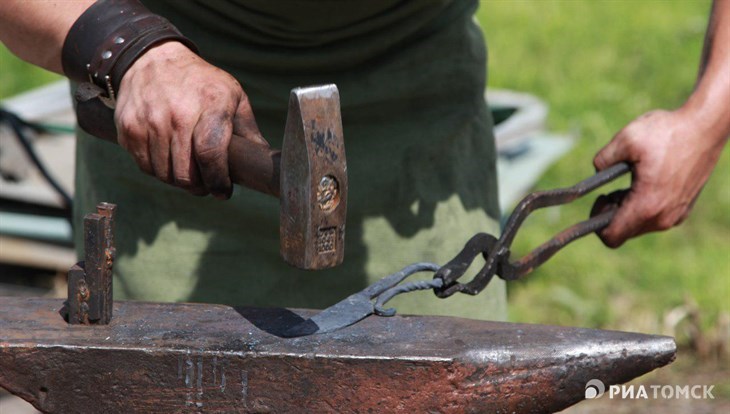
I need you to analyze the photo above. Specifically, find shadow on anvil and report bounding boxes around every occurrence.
[234,306,315,338]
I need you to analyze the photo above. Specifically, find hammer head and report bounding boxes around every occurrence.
[280,85,347,270]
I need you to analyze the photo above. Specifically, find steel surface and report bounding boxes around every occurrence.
[280,85,347,270]
[0,297,675,413]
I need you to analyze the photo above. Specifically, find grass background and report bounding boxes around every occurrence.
[1,49,60,98]
[1,0,727,343]
[477,0,729,341]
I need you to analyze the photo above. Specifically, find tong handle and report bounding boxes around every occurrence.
[501,209,616,280]
[500,162,631,248]
[435,162,631,297]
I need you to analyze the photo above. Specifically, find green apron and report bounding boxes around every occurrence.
[74,0,506,319]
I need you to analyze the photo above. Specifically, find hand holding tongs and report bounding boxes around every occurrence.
[284,162,631,337]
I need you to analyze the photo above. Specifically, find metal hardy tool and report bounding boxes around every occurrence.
[66,202,116,325]
[284,162,631,337]
[74,82,347,270]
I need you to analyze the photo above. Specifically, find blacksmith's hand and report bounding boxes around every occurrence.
[593,109,728,248]
[114,41,265,199]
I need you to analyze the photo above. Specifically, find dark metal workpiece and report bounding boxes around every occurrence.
[283,262,440,337]
[66,202,116,325]
[0,297,675,413]
[436,162,631,298]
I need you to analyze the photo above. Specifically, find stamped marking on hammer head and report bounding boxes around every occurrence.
[280,85,347,270]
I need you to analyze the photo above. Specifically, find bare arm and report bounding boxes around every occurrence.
[593,0,730,247]
[0,1,93,72]
[0,0,264,199]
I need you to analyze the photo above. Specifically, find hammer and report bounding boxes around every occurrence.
[73,83,347,270]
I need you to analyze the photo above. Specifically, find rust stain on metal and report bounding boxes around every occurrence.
[1,297,675,413]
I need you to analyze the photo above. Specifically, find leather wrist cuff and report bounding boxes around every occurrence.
[62,0,198,100]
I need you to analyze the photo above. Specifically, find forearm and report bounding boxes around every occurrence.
[681,0,730,145]
[0,0,93,73]
[592,0,730,247]
[2,0,249,199]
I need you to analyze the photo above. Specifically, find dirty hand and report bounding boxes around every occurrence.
[114,41,265,199]
[592,109,727,247]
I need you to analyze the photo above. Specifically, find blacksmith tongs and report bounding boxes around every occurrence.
[284,162,631,337]
[433,161,630,297]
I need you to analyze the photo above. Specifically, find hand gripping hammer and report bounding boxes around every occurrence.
[73,83,347,270]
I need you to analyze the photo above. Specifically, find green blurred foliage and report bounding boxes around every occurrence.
[478,0,728,332]
[1,45,61,98]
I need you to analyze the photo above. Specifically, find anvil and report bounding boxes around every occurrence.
[0,296,675,413]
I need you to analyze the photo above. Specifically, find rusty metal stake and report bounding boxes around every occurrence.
[66,202,116,325]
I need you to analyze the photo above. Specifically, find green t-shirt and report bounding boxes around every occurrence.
[74,0,506,319]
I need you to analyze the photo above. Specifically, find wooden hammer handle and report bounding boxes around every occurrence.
[75,82,281,197]
[229,136,281,197]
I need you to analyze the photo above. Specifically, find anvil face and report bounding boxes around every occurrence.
[0,297,675,413]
